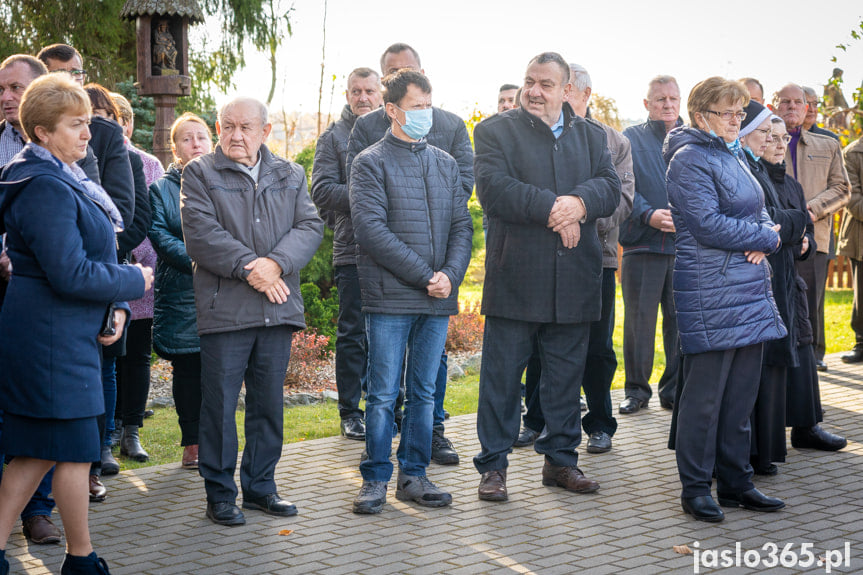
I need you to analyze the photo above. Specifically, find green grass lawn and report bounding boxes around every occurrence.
[125,249,855,471]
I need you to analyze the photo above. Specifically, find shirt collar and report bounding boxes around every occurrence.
[550,109,565,139]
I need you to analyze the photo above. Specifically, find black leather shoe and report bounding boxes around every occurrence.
[816,359,828,372]
[681,495,724,522]
[243,493,298,517]
[717,488,784,512]
[618,397,647,414]
[431,428,459,465]
[791,425,847,451]
[659,398,674,410]
[752,462,778,476]
[340,417,365,441]
[586,431,612,453]
[206,501,245,526]
[841,345,863,363]
[513,427,539,448]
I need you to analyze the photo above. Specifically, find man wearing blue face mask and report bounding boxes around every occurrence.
[348,70,473,514]
[346,42,474,466]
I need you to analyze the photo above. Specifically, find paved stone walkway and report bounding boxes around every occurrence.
[6,352,863,574]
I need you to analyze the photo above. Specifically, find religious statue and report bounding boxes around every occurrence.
[823,68,850,110]
[153,19,178,74]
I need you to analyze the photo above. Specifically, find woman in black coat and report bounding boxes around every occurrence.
[0,75,152,574]
[739,102,811,476]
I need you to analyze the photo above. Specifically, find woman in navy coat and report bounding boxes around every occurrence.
[664,77,785,523]
[0,75,151,575]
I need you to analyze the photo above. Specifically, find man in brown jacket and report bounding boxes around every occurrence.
[774,84,849,372]
[837,138,863,362]
[774,83,848,451]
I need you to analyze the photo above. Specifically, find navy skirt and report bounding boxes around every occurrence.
[0,413,100,462]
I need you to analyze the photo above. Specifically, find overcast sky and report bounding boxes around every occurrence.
[209,0,863,125]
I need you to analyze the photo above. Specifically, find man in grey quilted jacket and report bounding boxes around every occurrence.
[349,70,473,514]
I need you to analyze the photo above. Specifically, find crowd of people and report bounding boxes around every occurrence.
[0,39,859,573]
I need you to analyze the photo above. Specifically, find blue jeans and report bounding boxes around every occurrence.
[102,357,117,446]
[361,314,448,482]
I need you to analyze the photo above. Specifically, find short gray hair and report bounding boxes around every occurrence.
[218,97,268,126]
[802,86,818,99]
[528,52,570,85]
[647,75,678,99]
[568,63,592,92]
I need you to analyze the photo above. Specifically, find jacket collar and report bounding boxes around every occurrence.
[340,104,358,130]
[213,143,275,174]
[384,129,427,152]
[647,117,683,141]
[518,102,579,137]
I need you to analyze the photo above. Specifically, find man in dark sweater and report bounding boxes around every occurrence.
[312,68,383,442]
[618,75,683,415]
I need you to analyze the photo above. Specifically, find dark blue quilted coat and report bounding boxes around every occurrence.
[350,131,473,315]
[664,126,787,355]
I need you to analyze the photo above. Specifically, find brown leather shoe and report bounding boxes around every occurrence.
[182,444,199,469]
[22,515,61,544]
[478,469,508,501]
[541,462,600,493]
[89,474,107,502]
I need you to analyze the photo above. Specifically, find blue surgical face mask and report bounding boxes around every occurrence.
[726,138,742,156]
[396,106,433,140]
[744,146,760,161]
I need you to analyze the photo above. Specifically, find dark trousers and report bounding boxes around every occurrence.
[199,325,293,503]
[116,318,152,427]
[796,251,828,361]
[334,264,366,420]
[523,268,618,436]
[675,344,762,498]
[475,316,589,473]
[621,253,679,404]
[850,258,863,344]
[751,364,787,467]
[159,351,202,446]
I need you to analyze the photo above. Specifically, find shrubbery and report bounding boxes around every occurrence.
[446,300,484,352]
[285,329,331,388]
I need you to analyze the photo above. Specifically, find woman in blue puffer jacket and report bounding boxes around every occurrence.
[664,77,786,523]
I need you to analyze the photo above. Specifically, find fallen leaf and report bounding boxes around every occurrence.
[278,529,294,536]
[673,544,693,555]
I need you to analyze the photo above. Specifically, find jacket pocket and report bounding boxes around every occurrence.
[210,277,221,310]
[720,252,732,275]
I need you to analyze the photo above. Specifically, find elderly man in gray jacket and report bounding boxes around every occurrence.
[181,97,323,526]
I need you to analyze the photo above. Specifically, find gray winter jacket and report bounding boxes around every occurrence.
[311,104,359,266]
[349,131,473,315]
[180,145,324,335]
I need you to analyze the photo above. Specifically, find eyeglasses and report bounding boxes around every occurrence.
[49,69,88,80]
[753,128,772,138]
[705,110,746,121]
[771,134,792,144]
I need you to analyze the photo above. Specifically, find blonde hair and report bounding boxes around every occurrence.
[170,112,212,161]
[687,77,750,127]
[111,92,134,126]
[19,74,90,143]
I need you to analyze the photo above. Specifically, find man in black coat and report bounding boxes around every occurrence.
[311,67,382,442]
[345,43,473,465]
[473,52,620,502]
